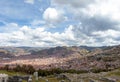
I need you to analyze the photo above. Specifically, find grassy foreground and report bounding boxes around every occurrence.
[1,68,120,82]
[0,70,68,82]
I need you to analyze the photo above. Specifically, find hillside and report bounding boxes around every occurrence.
[31,46,89,58]
[0,45,120,71]
[0,49,13,58]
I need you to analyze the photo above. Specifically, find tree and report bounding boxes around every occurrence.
[4,65,9,71]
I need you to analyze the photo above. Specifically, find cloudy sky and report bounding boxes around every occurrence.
[0,0,120,47]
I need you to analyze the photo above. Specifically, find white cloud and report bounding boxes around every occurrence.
[62,25,75,41]
[43,7,66,26]
[24,0,34,4]
[1,0,120,47]
[0,23,76,47]
[89,29,120,46]
[92,29,120,39]
[83,0,120,21]
[52,0,96,8]
[0,23,19,32]
[31,20,45,26]
[1,22,120,47]
[52,0,120,25]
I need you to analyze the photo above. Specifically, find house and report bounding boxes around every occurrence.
[0,74,8,82]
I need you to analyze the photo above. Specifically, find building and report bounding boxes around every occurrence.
[0,74,8,82]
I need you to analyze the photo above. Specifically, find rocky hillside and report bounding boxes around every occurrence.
[0,49,13,58]
[31,46,89,58]
[58,45,120,71]
[0,45,120,71]
[58,68,120,82]
[0,47,46,57]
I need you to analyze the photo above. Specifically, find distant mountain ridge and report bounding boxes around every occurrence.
[0,45,119,57]
[79,46,107,51]
[31,46,89,58]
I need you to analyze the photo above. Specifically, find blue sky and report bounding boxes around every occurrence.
[0,0,48,25]
[0,0,120,47]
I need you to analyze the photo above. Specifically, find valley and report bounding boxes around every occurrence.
[0,45,120,71]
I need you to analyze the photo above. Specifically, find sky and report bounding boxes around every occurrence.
[0,0,120,47]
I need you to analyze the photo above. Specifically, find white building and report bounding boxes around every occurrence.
[0,74,8,82]
[33,72,38,80]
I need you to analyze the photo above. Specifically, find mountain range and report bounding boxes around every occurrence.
[0,45,120,70]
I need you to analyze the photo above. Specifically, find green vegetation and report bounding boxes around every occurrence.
[90,68,112,73]
[1,65,89,76]
[0,66,120,82]
[1,64,118,76]
[38,68,88,76]
[0,70,68,82]
[0,70,26,76]
[0,64,35,75]
[106,68,120,76]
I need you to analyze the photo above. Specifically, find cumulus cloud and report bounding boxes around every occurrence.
[92,30,120,40]
[71,25,120,46]
[1,22,120,47]
[0,23,19,32]
[43,7,66,26]
[1,0,120,47]
[51,0,120,46]
[78,15,119,35]
[0,23,76,47]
